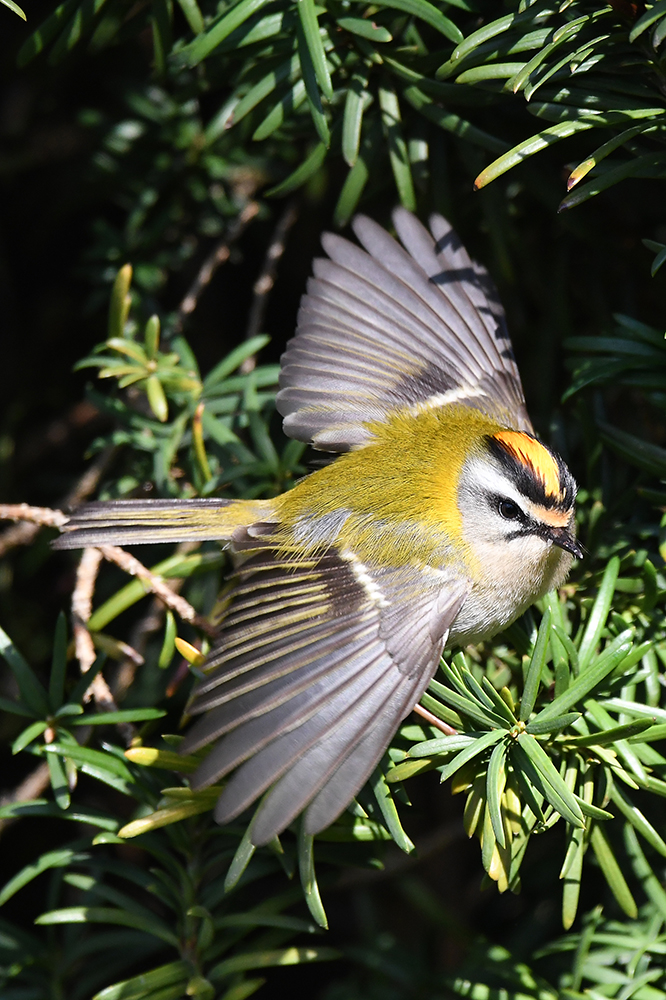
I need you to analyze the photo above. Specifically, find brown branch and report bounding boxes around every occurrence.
[0,504,68,528]
[97,544,218,637]
[0,505,68,559]
[65,445,118,509]
[0,445,117,557]
[93,634,144,667]
[242,201,298,372]
[0,520,48,557]
[0,762,51,836]
[174,201,260,332]
[72,546,103,678]
[19,399,100,466]
[113,595,166,701]
[413,703,458,736]
[0,761,51,806]
[72,547,138,744]
[0,510,214,634]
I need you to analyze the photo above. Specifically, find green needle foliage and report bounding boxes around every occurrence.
[446,901,666,1000]
[2,0,25,19]
[328,896,666,999]
[75,264,304,500]
[16,0,666,272]
[389,557,666,928]
[0,624,346,999]
[566,313,666,501]
[7,2,666,997]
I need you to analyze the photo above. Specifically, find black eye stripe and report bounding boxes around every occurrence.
[485,435,576,512]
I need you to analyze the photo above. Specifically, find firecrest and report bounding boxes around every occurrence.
[55,208,582,846]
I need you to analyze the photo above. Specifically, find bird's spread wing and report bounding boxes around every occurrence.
[180,529,468,844]
[277,208,532,452]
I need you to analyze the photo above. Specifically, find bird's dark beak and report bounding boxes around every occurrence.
[548,526,584,560]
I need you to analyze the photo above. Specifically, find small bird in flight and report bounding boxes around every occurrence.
[55,209,581,846]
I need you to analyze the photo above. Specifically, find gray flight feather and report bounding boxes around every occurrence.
[277,208,532,452]
[179,528,468,845]
[303,693,418,836]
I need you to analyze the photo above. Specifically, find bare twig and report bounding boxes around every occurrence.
[72,547,137,744]
[413,703,458,736]
[65,445,118,509]
[19,399,100,466]
[72,553,128,713]
[242,201,298,371]
[0,520,51,557]
[0,505,68,559]
[174,201,260,332]
[72,546,103,673]
[0,762,51,835]
[0,506,214,637]
[97,544,218,637]
[0,761,51,806]
[93,634,144,667]
[0,504,68,529]
[0,445,117,557]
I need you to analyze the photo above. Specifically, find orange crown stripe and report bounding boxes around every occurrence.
[494,430,562,499]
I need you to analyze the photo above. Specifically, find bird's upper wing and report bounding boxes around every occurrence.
[180,528,468,845]
[277,208,532,452]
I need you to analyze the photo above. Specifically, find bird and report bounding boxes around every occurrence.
[54,208,582,847]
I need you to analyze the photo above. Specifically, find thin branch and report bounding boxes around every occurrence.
[0,762,51,835]
[174,201,260,332]
[72,546,128,714]
[113,596,165,701]
[0,445,117,557]
[242,201,298,371]
[0,507,214,636]
[0,504,68,560]
[72,546,103,678]
[19,399,100,467]
[65,445,118,508]
[97,544,218,637]
[0,504,67,529]
[72,547,137,744]
[94,634,144,667]
[0,519,51,557]
[413,702,458,736]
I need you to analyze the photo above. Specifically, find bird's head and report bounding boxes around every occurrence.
[457,429,581,595]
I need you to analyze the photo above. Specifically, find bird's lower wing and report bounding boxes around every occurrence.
[181,533,468,844]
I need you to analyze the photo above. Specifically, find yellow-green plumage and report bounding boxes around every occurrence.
[276,404,511,571]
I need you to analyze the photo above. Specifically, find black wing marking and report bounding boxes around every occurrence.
[180,534,468,844]
[277,208,531,453]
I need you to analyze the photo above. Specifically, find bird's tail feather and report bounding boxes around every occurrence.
[53,497,274,549]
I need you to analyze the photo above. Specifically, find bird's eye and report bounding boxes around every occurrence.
[498,500,520,520]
